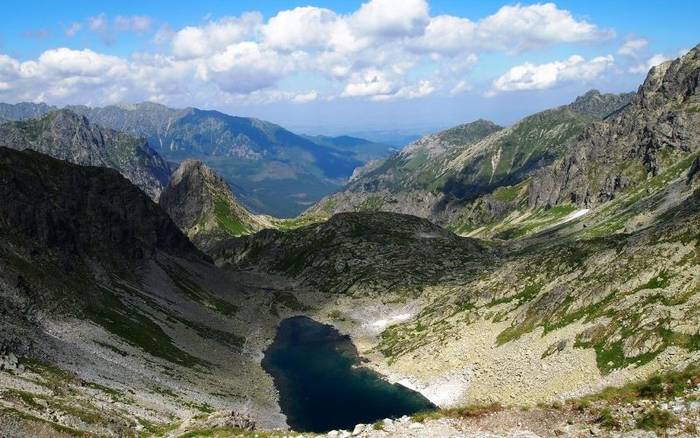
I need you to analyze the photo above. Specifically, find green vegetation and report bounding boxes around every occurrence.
[491,204,578,240]
[487,283,542,308]
[355,195,384,212]
[637,408,678,431]
[413,403,502,423]
[492,182,524,202]
[85,292,206,368]
[175,428,286,438]
[0,407,89,437]
[163,263,239,316]
[213,196,249,236]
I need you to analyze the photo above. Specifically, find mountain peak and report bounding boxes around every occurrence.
[568,89,635,118]
[159,160,271,253]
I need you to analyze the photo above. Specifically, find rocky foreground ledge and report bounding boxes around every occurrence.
[174,378,700,438]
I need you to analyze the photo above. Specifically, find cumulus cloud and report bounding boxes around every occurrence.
[171,12,262,59]
[350,0,429,39]
[262,7,342,51]
[492,54,615,92]
[372,80,435,101]
[197,42,293,93]
[629,54,670,74]
[0,1,621,106]
[475,3,613,52]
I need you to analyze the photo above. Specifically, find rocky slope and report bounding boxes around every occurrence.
[0,147,295,436]
[215,212,485,297]
[0,109,170,200]
[308,90,633,225]
[448,44,700,239]
[159,160,273,253]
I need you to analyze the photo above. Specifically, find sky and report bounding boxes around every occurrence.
[1,0,697,135]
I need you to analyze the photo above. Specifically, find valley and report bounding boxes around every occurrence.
[0,36,698,438]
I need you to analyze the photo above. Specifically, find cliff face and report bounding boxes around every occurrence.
[0,147,198,266]
[528,45,700,209]
[159,160,271,253]
[0,109,171,200]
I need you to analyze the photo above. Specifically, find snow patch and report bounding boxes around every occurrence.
[385,368,474,408]
[371,313,413,330]
[558,208,590,225]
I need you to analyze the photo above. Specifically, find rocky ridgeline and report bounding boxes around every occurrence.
[0,109,171,200]
[529,44,700,209]
[307,89,634,228]
[0,147,198,266]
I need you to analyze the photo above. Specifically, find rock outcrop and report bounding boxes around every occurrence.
[215,211,485,296]
[159,160,272,253]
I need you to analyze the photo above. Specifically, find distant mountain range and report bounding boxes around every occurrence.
[0,102,395,217]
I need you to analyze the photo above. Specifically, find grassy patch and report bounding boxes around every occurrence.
[636,408,678,431]
[0,407,88,437]
[213,196,249,236]
[176,427,284,438]
[85,293,206,368]
[412,403,502,423]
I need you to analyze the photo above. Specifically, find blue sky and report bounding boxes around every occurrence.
[1,1,697,134]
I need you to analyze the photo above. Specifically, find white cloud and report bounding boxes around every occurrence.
[372,80,435,101]
[263,7,340,51]
[450,80,472,96]
[492,54,615,92]
[197,42,293,93]
[629,54,670,74]
[350,0,429,38]
[475,3,613,52]
[87,14,108,32]
[341,69,395,97]
[618,37,648,57]
[0,1,622,106]
[171,12,261,59]
[412,15,475,55]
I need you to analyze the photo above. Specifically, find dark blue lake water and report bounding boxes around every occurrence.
[262,316,435,432]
